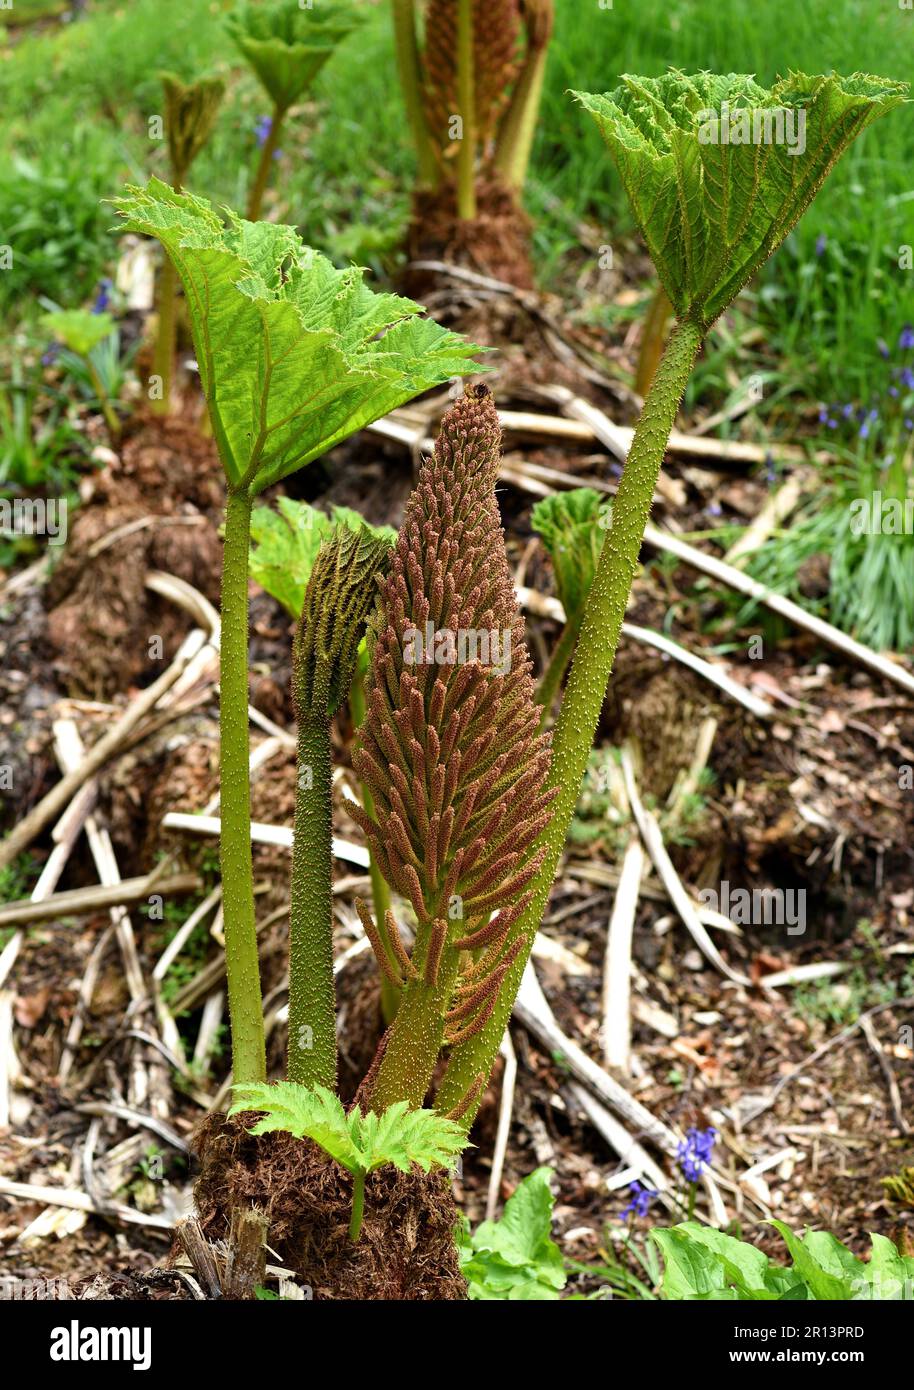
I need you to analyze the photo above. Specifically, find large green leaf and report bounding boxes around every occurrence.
[226,0,362,112]
[574,72,907,329]
[458,1167,566,1301]
[112,180,485,493]
[653,1222,792,1301]
[229,1082,466,1177]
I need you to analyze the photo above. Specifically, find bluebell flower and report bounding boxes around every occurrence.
[254,114,272,147]
[900,367,914,391]
[899,325,914,351]
[815,233,827,258]
[620,1180,658,1221]
[708,501,722,517]
[676,1126,718,1183]
[41,344,60,366]
[764,453,776,485]
[92,278,113,314]
[841,403,854,419]
[878,339,890,360]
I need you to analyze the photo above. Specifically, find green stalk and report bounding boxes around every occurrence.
[151,256,177,416]
[349,669,399,1023]
[455,0,476,220]
[391,0,439,188]
[287,714,337,1087]
[493,4,552,191]
[220,486,267,1085]
[247,104,285,221]
[435,317,703,1124]
[86,360,120,439]
[369,927,462,1111]
[349,1169,367,1241]
[535,619,579,726]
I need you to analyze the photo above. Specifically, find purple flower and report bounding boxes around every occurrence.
[92,278,112,314]
[815,233,828,258]
[41,344,60,366]
[676,1126,718,1183]
[621,1180,658,1221]
[708,501,722,518]
[878,339,891,360]
[764,452,776,486]
[900,367,914,391]
[899,325,914,351]
[906,419,914,432]
[254,114,272,147]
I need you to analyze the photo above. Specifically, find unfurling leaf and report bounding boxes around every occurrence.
[574,72,907,329]
[530,487,608,625]
[250,498,395,620]
[160,71,225,183]
[112,180,486,494]
[226,0,362,113]
[293,524,392,720]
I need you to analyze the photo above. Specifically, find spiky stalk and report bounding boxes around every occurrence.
[221,486,266,1085]
[350,386,556,1111]
[287,528,392,1087]
[391,0,439,187]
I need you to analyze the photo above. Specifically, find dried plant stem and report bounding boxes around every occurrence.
[436,317,703,1124]
[287,715,336,1087]
[535,616,579,724]
[220,487,266,1085]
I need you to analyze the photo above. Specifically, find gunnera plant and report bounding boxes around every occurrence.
[394,0,554,288]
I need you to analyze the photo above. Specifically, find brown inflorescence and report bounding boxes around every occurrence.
[422,0,522,159]
[349,385,555,1107]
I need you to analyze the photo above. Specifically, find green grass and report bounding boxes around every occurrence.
[0,0,911,401]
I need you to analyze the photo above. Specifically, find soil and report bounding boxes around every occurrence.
[2,258,913,1300]
[192,1112,466,1300]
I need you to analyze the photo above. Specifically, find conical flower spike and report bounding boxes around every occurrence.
[351,385,556,1110]
[574,72,907,330]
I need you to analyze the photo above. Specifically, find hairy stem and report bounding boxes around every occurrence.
[221,487,266,1085]
[151,256,177,415]
[391,0,439,187]
[535,618,579,726]
[368,932,462,1111]
[287,714,336,1087]
[455,0,476,220]
[435,317,703,1124]
[247,104,285,221]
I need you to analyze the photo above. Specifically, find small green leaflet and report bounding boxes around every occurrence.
[111,180,486,494]
[457,1166,566,1300]
[652,1220,914,1301]
[250,497,395,619]
[229,1082,466,1178]
[226,0,362,113]
[42,309,115,359]
[574,72,907,330]
[531,488,609,624]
